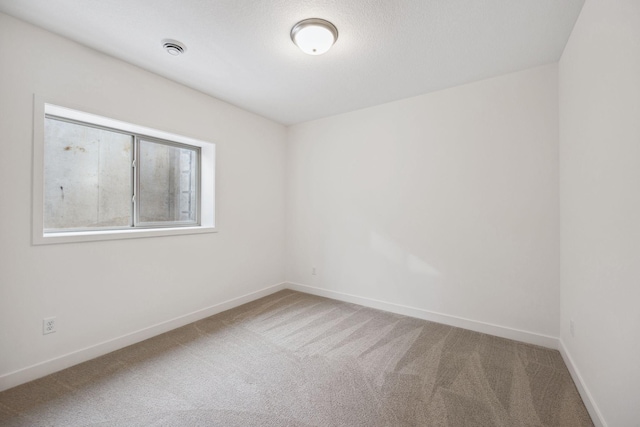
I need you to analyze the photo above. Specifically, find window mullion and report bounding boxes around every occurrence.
[132,136,140,228]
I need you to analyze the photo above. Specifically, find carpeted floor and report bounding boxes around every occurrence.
[0,290,593,426]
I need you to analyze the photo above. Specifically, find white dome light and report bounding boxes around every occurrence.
[291,18,338,55]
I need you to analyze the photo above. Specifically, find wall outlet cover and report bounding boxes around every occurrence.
[43,317,56,335]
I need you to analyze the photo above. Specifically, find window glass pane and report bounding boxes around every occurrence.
[138,140,198,224]
[44,118,133,230]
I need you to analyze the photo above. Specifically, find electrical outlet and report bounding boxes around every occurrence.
[312,267,317,276]
[570,319,575,337]
[43,317,56,335]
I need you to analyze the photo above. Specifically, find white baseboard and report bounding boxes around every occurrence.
[286,282,558,349]
[2,280,604,427]
[558,339,607,427]
[0,281,579,400]
[0,282,287,392]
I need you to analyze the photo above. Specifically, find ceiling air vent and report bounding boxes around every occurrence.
[162,39,187,56]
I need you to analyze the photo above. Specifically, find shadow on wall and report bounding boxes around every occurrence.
[316,222,444,305]
[370,232,442,281]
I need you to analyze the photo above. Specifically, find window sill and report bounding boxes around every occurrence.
[34,226,217,245]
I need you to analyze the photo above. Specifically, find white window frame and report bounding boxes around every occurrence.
[32,97,216,245]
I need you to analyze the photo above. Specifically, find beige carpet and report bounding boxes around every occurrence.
[0,290,593,426]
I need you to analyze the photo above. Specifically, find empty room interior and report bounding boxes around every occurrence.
[0,0,638,426]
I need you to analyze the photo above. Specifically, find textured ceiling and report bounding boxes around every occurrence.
[0,0,584,125]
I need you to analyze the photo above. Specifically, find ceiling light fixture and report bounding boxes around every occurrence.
[162,39,187,56]
[290,18,338,55]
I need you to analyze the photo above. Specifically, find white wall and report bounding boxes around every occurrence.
[559,1,640,426]
[0,13,286,387]
[286,64,560,340]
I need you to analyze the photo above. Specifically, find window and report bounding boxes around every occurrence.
[43,117,200,231]
[136,138,198,226]
[33,100,215,244]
